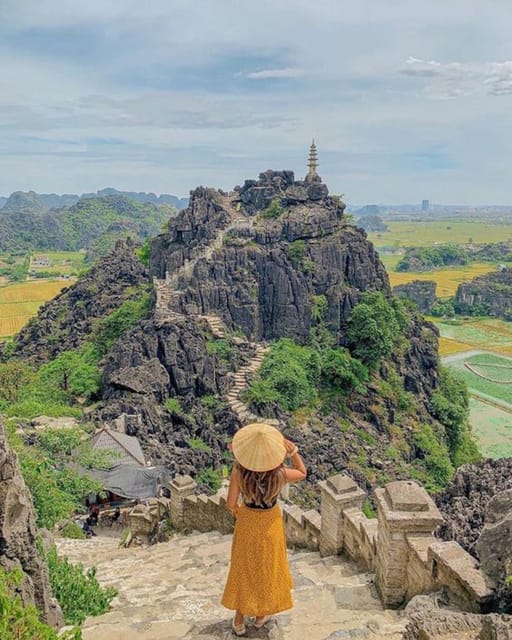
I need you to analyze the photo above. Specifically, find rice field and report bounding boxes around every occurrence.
[0,280,72,337]
[444,352,512,409]
[468,398,512,459]
[387,262,497,298]
[368,220,512,248]
[435,318,512,357]
[30,251,85,275]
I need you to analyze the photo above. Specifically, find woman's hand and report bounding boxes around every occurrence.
[284,439,298,455]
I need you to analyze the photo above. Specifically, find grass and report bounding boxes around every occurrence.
[387,262,498,298]
[468,397,512,459]
[436,318,512,357]
[445,352,512,409]
[368,220,512,248]
[0,280,71,337]
[30,251,85,275]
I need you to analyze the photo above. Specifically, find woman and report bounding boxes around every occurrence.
[221,422,307,636]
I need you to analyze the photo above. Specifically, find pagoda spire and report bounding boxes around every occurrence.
[306,139,320,182]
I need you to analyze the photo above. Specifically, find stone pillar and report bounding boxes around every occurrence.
[318,474,365,557]
[374,480,443,608]
[169,475,197,529]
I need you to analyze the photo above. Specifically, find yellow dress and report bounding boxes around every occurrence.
[221,503,293,616]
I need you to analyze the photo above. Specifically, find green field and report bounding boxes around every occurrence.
[368,220,512,248]
[435,318,512,357]
[468,398,512,459]
[30,251,85,275]
[444,352,512,409]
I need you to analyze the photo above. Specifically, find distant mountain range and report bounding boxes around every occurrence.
[0,194,178,256]
[0,188,188,213]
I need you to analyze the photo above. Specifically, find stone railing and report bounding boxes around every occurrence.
[167,473,495,613]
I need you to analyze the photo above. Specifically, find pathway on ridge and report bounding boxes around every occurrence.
[57,531,406,640]
[153,195,275,426]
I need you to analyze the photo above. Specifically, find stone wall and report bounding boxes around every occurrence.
[167,473,495,614]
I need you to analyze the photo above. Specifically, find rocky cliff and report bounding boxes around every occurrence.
[88,170,443,495]
[393,280,437,313]
[435,458,512,557]
[0,420,62,626]
[455,267,512,319]
[7,238,149,365]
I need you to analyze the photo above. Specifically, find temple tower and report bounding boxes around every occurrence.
[305,140,321,183]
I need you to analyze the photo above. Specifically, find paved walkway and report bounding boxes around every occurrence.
[56,531,406,640]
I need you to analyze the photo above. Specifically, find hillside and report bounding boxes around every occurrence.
[455,267,512,319]
[0,188,188,212]
[3,168,478,505]
[0,195,177,255]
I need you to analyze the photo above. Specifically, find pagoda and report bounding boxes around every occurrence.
[305,140,321,183]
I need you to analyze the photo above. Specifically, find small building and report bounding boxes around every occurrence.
[83,427,168,507]
[90,427,146,466]
[33,255,51,266]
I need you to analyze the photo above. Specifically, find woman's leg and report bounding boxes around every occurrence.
[234,610,244,626]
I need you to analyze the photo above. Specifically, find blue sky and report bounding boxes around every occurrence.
[1,0,512,203]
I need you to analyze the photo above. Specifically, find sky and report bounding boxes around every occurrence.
[1,0,512,204]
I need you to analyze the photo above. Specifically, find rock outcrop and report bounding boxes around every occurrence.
[477,489,512,583]
[7,239,150,364]
[435,459,512,557]
[401,594,512,640]
[393,280,437,313]
[455,267,512,319]
[0,420,62,626]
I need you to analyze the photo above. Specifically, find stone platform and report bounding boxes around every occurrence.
[56,531,406,640]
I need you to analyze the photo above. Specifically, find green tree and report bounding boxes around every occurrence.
[38,350,100,399]
[0,567,80,640]
[0,360,35,403]
[45,547,117,625]
[347,292,403,369]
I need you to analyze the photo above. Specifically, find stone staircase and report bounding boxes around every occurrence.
[56,531,406,640]
[152,195,274,426]
[226,343,279,427]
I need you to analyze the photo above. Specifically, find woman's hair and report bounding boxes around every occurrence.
[235,462,284,507]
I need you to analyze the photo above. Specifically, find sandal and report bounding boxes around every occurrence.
[232,617,246,636]
[254,615,271,628]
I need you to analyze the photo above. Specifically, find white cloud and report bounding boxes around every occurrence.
[401,57,512,98]
[246,68,305,80]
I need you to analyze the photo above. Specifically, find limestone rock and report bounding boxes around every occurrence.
[477,489,512,583]
[393,280,437,313]
[7,238,149,364]
[0,420,63,626]
[435,459,512,558]
[455,268,512,320]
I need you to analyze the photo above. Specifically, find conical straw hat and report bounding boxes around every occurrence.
[232,423,286,472]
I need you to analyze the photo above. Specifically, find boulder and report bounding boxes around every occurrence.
[477,489,512,582]
[0,420,63,626]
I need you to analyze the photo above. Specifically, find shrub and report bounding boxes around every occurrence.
[0,360,35,403]
[414,424,454,491]
[94,293,151,356]
[46,546,117,625]
[0,567,80,640]
[319,348,368,395]
[60,522,86,540]
[38,349,101,400]
[261,199,284,219]
[347,291,408,369]
[206,338,233,362]
[164,397,183,415]
[136,239,151,266]
[187,438,211,451]
[196,468,222,491]
[430,367,480,467]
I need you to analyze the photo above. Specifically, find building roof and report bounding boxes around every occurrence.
[90,428,145,466]
[88,463,168,500]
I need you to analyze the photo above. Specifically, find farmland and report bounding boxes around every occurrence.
[29,251,85,276]
[368,220,512,248]
[0,280,72,337]
[435,318,512,357]
[468,398,512,459]
[386,262,497,298]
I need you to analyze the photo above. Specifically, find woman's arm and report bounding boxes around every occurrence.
[226,466,241,516]
[282,439,307,482]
